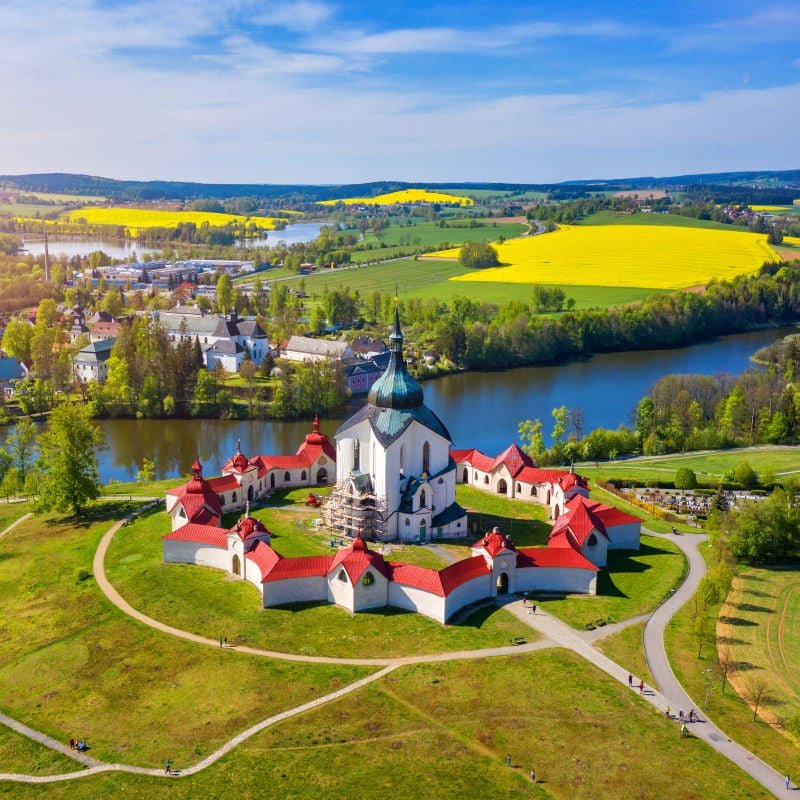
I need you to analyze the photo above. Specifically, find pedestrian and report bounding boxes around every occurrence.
[219,636,223,647]
[223,636,227,647]
[639,680,644,694]
[69,738,74,749]
[786,775,791,790]
[688,708,695,722]
[665,706,670,719]
[627,674,632,688]
[530,768,536,783]
[165,759,171,775]
[678,709,684,722]
[505,754,512,767]
[680,723,687,738]
[532,603,537,614]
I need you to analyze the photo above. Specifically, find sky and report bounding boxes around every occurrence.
[1,0,799,184]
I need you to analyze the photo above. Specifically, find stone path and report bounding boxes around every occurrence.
[0,512,31,540]
[0,516,786,795]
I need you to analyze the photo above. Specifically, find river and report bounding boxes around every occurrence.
[20,222,323,261]
[95,326,793,484]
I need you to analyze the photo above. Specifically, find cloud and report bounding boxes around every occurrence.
[253,1,334,32]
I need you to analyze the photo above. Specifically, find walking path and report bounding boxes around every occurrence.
[0,517,786,794]
[0,512,31,540]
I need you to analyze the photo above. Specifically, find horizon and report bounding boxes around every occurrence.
[2,1,799,184]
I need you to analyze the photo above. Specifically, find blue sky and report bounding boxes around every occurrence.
[1,0,798,183]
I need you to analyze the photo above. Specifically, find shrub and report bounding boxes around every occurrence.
[458,241,499,269]
[734,461,758,488]
[674,467,698,489]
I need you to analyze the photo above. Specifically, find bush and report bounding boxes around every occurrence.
[74,568,92,584]
[674,467,698,489]
[458,241,499,269]
[734,461,758,488]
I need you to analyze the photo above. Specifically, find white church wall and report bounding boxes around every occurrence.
[327,568,354,609]
[607,522,641,551]
[263,577,328,607]
[444,573,493,621]
[515,566,597,596]
[583,534,608,567]
[163,540,229,572]
[388,583,446,623]
[352,570,389,611]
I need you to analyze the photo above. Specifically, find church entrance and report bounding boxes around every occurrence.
[317,467,328,484]
[419,520,427,542]
[232,554,241,577]
[496,572,509,594]
[497,478,508,495]
[247,485,254,502]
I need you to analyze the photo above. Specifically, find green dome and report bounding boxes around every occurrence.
[367,306,424,410]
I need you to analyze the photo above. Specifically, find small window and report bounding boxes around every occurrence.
[338,569,347,582]
[301,471,307,480]
[405,518,410,526]
[284,471,290,481]
[362,571,374,586]
[420,489,426,508]
[353,438,360,470]
[587,533,597,546]
[422,441,430,474]
[484,475,489,484]
[232,491,237,503]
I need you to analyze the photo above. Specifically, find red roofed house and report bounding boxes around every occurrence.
[451,443,589,519]
[166,417,336,515]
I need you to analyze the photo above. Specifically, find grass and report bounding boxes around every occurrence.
[577,447,800,486]
[104,505,534,658]
[0,650,768,799]
[286,257,664,308]
[532,535,686,629]
[0,501,32,533]
[665,544,800,776]
[0,726,82,776]
[103,478,182,497]
[593,621,654,687]
[717,566,800,726]
[435,224,778,290]
[347,218,526,248]
[0,503,371,766]
[0,203,66,218]
[578,210,739,231]
[318,189,473,207]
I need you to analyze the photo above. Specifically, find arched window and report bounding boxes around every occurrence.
[400,445,405,474]
[284,471,290,481]
[353,439,360,470]
[422,441,430,475]
[516,483,521,494]
[232,491,237,503]
[232,554,241,576]
[405,518,410,526]
[462,468,468,483]
[362,571,374,586]
[484,475,489,484]
[178,507,186,518]
[587,533,597,546]
[270,473,275,489]
[218,495,224,505]
[338,569,347,582]
[301,470,307,481]
[419,489,426,508]
[531,486,537,497]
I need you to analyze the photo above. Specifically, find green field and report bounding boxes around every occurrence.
[578,211,741,231]
[593,621,654,687]
[0,726,82,776]
[577,447,800,486]
[0,203,66,218]
[718,567,800,728]
[105,505,534,658]
[0,650,767,800]
[0,503,370,766]
[286,257,663,308]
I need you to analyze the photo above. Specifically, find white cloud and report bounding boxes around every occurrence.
[253,1,334,32]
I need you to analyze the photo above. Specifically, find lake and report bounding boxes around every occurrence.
[94,326,793,483]
[21,222,323,261]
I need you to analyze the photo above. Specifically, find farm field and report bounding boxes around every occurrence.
[576,447,800,485]
[283,257,664,308]
[53,207,289,235]
[318,188,473,207]
[0,650,766,800]
[0,202,66,218]
[436,224,778,290]
[105,505,533,658]
[717,567,800,727]
[578,210,737,230]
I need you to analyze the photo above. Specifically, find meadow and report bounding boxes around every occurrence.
[318,189,473,207]
[59,206,289,235]
[435,224,778,290]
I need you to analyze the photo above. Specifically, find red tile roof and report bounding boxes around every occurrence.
[471,528,517,558]
[262,555,333,582]
[388,563,445,597]
[439,556,491,595]
[516,466,573,485]
[207,474,240,492]
[162,523,228,548]
[492,442,534,478]
[246,541,282,580]
[329,536,389,583]
[230,515,270,540]
[517,547,599,571]
[450,448,476,464]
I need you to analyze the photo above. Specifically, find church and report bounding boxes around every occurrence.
[322,306,467,542]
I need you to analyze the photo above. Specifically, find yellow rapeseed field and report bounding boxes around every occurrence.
[434,224,778,290]
[61,207,287,235]
[318,189,473,207]
[750,205,795,212]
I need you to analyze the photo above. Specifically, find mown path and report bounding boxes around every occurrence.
[0,516,786,795]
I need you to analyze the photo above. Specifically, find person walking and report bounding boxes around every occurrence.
[665,706,670,719]
[165,759,172,775]
[639,680,644,694]
[529,768,536,783]
[532,603,537,614]
[678,709,684,722]
[680,723,687,738]
[786,775,791,790]
[628,674,632,688]
[505,754,512,767]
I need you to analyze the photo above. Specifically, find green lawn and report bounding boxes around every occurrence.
[0,501,31,533]
[577,447,800,486]
[0,726,82,776]
[287,257,664,309]
[593,621,654,687]
[0,504,370,766]
[0,650,768,800]
[665,541,800,776]
[105,506,533,658]
[344,218,527,249]
[103,477,181,497]
[533,535,687,629]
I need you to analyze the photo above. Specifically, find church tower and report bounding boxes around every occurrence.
[324,307,466,542]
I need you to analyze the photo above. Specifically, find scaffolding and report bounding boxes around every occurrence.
[323,481,389,541]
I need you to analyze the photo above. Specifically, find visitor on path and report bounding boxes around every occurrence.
[786,774,791,790]
[223,636,228,647]
[680,723,687,738]
[678,709,684,722]
[69,738,74,749]
[506,754,512,767]
[639,680,644,694]
[688,708,695,722]
[628,674,632,688]
[532,603,537,614]
[530,768,536,783]
[665,706,670,719]
[165,759,172,774]
[219,636,223,647]
[523,596,527,608]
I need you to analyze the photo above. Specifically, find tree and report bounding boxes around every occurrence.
[551,405,569,447]
[34,404,104,517]
[716,645,738,694]
[734,461,757,488]
[458,241,499,269]
[2,318,34,364]
[674,467,698,489]
[216,273,233,313]
[518,418,544,460]
[742,675,775,722]
[6,417,37,485]
[239,360,259,417]
[137,457,156,483]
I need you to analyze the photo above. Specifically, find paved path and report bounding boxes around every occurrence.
[0,512,32,540]
[642,530,788,798]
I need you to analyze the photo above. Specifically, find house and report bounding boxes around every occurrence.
[281,336,352,363]
[0,357,28,397]
[72,338,116,383]
[350,336,388,360]
[342,357,383,394]
[89,319,124,342]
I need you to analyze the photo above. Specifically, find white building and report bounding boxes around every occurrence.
[324,307,467,542]
[282,336,352,363]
